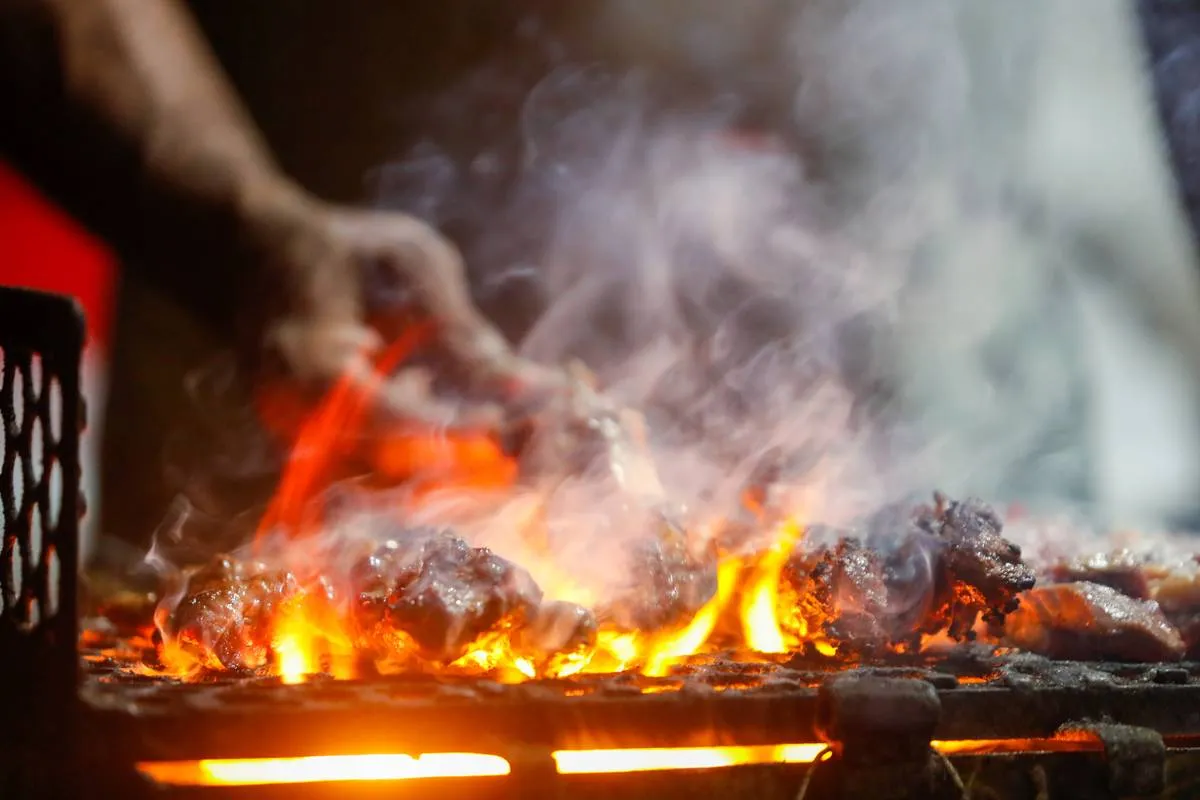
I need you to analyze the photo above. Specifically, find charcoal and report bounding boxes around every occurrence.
[519,601,598,655]
[911,493,1037,640]
[785,537,890,651]
[603,529,719,632]
[170,567,300,671]
[1004,582,1185,662]
[351,529,543,662]
[186,553,274,595]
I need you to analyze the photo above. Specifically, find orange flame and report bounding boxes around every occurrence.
[740,518,803,653]
[257,323,434,541]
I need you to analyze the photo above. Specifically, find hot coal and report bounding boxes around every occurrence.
[352,529,544,662]
[779,494,1037,654]
[519,601,598,656]
[785,537,890,651]
[169,558,302,671]
[602,527,719,632]
[1004,582,1185,662]
[910,494,1037,641]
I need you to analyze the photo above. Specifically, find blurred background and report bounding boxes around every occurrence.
[4,0,1200,559]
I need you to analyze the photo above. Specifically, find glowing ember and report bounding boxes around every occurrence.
[136,739,1105,787]
[137,753,511,787]
[553,744,827,774]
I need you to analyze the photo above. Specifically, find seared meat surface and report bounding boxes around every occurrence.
[519,600,599,656]
[1005,582,1185,662]
[352,529,543,662]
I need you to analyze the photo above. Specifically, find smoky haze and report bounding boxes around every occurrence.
[368,0,1200,537]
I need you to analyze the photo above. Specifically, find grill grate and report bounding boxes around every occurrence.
[0,286,86,795]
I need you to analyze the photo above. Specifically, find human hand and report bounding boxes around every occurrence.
[238,186,565,443]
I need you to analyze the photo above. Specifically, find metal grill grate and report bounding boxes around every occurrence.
[0,286,85,794]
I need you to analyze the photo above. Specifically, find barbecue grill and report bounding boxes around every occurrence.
[5,285,1200,800]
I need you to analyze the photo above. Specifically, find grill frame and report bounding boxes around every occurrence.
[77,651,1200,761]
[0,286,85,797]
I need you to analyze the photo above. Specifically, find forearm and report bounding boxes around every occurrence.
[0,0,312,333]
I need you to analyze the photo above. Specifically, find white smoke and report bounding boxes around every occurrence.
[366,0,1200,550]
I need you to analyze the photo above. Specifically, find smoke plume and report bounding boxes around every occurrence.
[367,0,1135,532]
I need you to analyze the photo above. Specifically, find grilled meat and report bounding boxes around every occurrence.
[351,529,543,662]
[1005,582,1185,662]
[1144,570,1200,658]
[515,364,665,502]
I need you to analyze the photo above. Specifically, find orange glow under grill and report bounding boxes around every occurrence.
[136,753,511,787]
[136,739,1105,787]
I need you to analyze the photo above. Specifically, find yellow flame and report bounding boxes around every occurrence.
[740,519,803,653]
[270,596,357,684]
[643,559,741,677]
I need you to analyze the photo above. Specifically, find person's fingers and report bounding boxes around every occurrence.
[330,209,533,371]
[263,317,382,386]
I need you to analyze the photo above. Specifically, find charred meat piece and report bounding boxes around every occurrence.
[170,566,300,671]
[785,537,890,652]
[911,494,1036,640]
[351,529,543,663]
[602,528,719,632]
[1005,582,1185,662]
